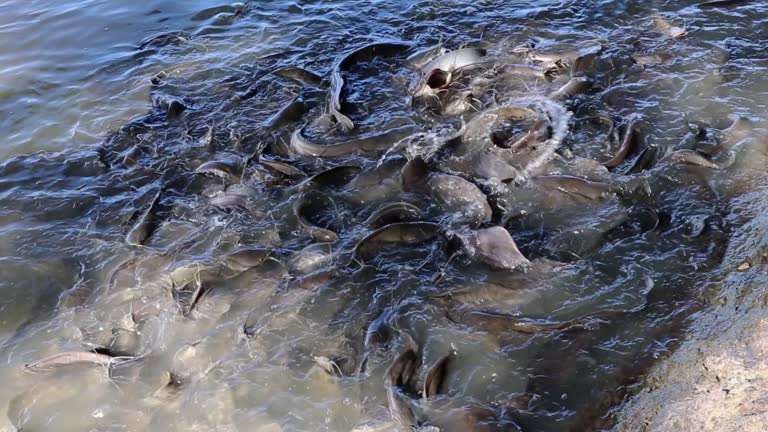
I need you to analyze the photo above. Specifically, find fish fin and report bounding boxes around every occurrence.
[401,156,428,191]
[423,353,451,399]
[385,348,421,427]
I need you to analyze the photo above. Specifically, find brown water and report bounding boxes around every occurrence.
[0,1,767,431]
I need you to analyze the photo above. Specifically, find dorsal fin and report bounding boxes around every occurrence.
[423,353,451,399]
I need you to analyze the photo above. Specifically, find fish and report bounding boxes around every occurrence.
[603,119,639,168]
[383,347,507,432]
[513,308,668,431]
[384,349,420,427]
[658,149,721,169]
[138,31,191,51]
[437,99,570,182]
[195,159,242,181]
[208,190,249,210]
[570,45,605,75]
[505,118,553,151]
[423,353,451,399]
[353,222,443,263]
[328,42,412,131]
[425,173,492,227]
[288,242,336,275]
[25,350,139,373]
[291,123,419,157]
[533,175,614,200]
[525,44,602,75]
[219,247,274,275]
[272,66,324,86]
[293,191,340,242]
[172,276,207,317]
[165,99,186,120]
[400,156,429,191]
[260,159,308,179]
[364,202,422,228]
[654,16,689,39]
[126,187,163,246]
[300,165,362,191]
[698,0,753,6]
[407,44,449,69]
[263,95,308,130]
[462,226,531,270]
[421,48,488,75]
[450,309,619,336]
[549,76,593,100]
[414,47,487,97]
[623,145,658,174]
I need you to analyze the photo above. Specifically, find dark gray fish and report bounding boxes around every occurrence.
[200,125,215,151]
[658,149,721,169]
[570,45,604,75]
[451,310,617,336]
[464,226,531,270]
[191,5,239,20]
[383,347,506,432]
[165,99,186,120]
[291,124,419,157]
[121,145,142,167]
[263,95,308,130]
[173,277,206,317]
[329,41,412,131]
[293,191,340,242]
[384,349,420,427]
[423,353,451,399]
[138,31,191,51]
[549,76,592,100]
[433,281,534,310]
[208,190,249,210]
[354,222,443,262]
[603,119,638,168]
[400,156,429,191]
[506,118,552,151]
[301,165,362,191]
[407,44,448,69]
[261,159,308,179]
[273,66,324,86]
[364,202,422,228]
[437,102,568,182]
[698,0,753,6]
[25,351,138,373]
[126,188,163,246]
[289,242,335,275]
[195,159,242,181]
[426,173,492,227]
[623,146,658,175]
[533,175,614,200]
[220,247,274,274]
[514,308,667,431]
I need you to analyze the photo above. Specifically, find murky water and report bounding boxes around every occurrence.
[0,0,767,431]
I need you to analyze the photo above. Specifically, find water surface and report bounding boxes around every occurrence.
[0,1,767,431]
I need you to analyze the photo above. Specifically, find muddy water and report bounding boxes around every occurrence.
[0,1,767,431]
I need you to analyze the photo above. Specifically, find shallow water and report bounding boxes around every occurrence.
[0,0,767,431]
